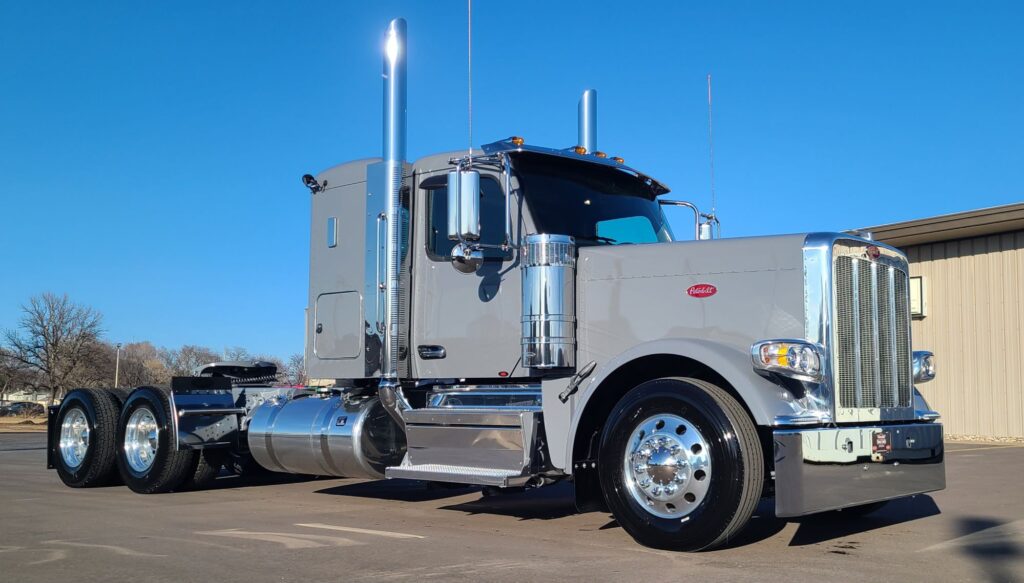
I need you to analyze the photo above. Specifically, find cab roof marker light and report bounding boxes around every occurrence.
[751,340,823,382]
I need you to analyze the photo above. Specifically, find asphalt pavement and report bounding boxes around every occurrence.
[1,433,1022,582]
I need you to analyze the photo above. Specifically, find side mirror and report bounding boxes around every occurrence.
[447,170,481,241]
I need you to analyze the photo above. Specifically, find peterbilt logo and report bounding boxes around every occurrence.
[865,245,881,260]
[687,284,717,298]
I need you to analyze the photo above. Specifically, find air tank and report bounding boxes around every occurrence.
[521,234,577,369]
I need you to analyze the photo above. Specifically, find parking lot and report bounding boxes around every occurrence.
[1,433,1022,582]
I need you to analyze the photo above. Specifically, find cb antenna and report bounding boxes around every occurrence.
[467,0,473,169]
[706,73,717,217]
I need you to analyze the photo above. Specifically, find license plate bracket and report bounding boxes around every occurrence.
[871,430,893,461]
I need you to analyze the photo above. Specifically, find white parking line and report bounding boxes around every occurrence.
[296,523,426,540]
[43,540,166,557]
[920,519,1024,552]
[947,445,1024,453]
[197,529,361,549]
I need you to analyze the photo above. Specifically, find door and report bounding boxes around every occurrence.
[410,167,524,379]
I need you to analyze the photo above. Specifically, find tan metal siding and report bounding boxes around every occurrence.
[904,230,1024,438]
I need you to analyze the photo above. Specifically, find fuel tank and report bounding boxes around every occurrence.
[247,394,406,479]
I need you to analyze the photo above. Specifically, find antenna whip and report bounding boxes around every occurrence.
[706,73,717,216]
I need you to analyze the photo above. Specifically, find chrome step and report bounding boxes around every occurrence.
[426,384,541,409]
[386,405,542,486]
[403,407,536,427]
[385,463,530,487]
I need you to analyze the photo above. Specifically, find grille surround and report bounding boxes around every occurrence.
[800,234,916,425]
[830,242,914,422]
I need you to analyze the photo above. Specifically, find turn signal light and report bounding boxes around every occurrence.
[913,351,936,383]
[751,340,822,381]
[510,136,525,146]
[573,145,587,155]
[593,151,607,158]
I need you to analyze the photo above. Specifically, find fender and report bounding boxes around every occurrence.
[561,337,793,471]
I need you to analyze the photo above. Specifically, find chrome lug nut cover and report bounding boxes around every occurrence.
[59,407,90,470]
[623,413,712,519]
[124,407,159,473]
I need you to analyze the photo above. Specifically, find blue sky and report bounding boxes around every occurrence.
[1,1,1021,359]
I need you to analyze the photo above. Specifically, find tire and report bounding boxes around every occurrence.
[54,389,123,488]
[598,377,764,551]
[115,387,197,494]
[180,449,227,491]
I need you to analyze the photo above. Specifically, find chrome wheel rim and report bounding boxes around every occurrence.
[124,407,159,473]
[623,413,712,519]
[59,407,90,469]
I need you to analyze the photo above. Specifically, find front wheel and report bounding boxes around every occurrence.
[598,377,764,551]
[115,387,196,494]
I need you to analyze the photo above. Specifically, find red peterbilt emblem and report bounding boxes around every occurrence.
[866,245,881,259]
[687,284,717,298]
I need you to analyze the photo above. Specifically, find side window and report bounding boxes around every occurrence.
[425,176,507,259]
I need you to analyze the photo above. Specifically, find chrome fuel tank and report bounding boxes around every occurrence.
[247,394,406,479]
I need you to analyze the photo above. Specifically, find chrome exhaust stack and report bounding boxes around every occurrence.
[578,89,597,154]
[377,17,412,424]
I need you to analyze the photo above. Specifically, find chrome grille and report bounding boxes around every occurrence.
[833,254,912,410]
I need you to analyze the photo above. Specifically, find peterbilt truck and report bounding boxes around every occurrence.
[47,18,945,551]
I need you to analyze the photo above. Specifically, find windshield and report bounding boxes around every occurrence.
[514,152,674,246]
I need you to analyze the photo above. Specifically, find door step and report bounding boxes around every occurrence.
[385,463,530,487]
[385,406,541,486]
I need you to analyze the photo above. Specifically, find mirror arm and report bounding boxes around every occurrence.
[501,152,513,252]
[658,199,701,240]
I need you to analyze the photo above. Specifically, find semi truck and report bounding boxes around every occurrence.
[47,17,945,551]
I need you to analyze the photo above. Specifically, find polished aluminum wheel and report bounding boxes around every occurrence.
[124,407,159,473]
[59,407,90,470]
[623,413,712,519]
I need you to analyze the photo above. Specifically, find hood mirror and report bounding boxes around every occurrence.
[451,242,484,273]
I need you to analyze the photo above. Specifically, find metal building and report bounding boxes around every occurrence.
[859,203,1024,439]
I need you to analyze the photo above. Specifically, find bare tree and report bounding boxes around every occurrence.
[0,348,33,402]
[286,353,307,386]
[3,293,104,404]
[223,346,251,362]
[116,342,170,387]
[158,344,221,376]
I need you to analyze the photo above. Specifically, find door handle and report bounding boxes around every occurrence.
[417,345,446,359]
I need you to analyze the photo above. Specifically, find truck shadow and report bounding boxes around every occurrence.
[438,482,580,520]
[783,494,941,547]
[315,478,483,503]
[312,479,952,551]
[948,517,1023,583]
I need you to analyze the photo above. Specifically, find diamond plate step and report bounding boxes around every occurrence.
[385,463,530,487]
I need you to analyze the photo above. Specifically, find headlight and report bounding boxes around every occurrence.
[751,340,823,382]
[913,351,936,383]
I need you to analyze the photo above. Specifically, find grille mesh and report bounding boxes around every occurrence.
[834,254,913,410]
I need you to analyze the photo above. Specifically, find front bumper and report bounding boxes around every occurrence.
[773,422,945,517]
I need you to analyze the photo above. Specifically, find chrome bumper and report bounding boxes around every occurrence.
[773,422,945,517]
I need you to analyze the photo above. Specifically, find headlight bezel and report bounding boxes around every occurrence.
[751,339,825,383]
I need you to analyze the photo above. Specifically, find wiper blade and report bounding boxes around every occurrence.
[573,235,618,245]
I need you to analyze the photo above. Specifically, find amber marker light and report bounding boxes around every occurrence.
[573,145,587,155]
[510,136,525,146]
[593,151,607,158]
[612,156,624,164]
